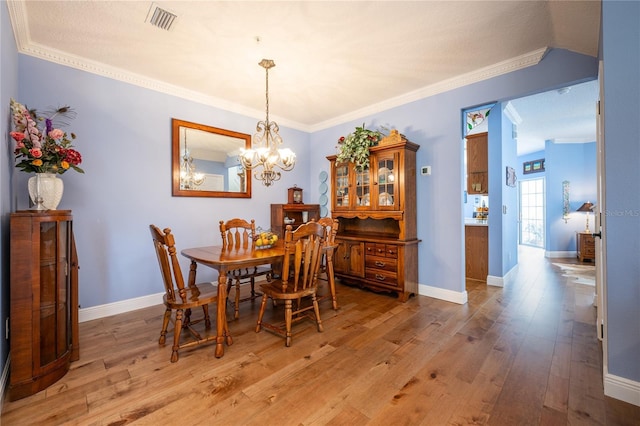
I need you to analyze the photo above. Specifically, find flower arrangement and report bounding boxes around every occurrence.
[9,98,84,174]
[336,123,384,170]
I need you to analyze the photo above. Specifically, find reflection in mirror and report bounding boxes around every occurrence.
[172,119,252,198]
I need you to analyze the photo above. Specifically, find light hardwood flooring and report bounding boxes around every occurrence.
[2,247,638,425]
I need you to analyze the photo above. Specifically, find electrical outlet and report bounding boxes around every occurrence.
[421,165,431,175]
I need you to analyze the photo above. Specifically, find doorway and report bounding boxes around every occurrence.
[519,177,545,248]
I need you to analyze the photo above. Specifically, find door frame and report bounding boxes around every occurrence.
[595,61,607,350]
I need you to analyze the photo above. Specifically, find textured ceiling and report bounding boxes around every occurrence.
[8,1,601,154]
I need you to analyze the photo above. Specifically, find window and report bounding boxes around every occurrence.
[520,178,545,247]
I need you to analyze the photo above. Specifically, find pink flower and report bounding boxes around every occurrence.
[29,148,43,158]
[10,131,25,142]
[48,129,64,140]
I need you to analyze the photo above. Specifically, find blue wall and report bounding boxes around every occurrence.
[602,0,640,384]
[15,55,313,308]
[499,104,519,275]
[310,49,597,301]
[545,141,597,253]
[0,0,18,380]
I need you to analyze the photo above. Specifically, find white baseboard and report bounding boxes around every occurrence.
[486,275,504,287]
[604,372,640,407]
[487,263,518,287]
[418,284,468,304]
[79,292,164,323]
[0,354,9,414]
[545,250,576,258]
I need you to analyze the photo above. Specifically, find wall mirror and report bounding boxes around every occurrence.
[172,118,251,198]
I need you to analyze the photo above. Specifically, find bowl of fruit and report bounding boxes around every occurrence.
[254,230,278,249]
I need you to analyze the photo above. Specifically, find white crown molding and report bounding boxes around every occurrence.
[10,0,547,134]
[504,101,523,125]
[312,47,549,132]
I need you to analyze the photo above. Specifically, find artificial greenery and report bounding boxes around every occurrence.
[336,123,384,170]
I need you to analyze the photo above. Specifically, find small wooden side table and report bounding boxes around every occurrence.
[576,232,595,262]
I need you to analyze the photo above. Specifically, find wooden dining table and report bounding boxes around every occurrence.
[181,242,337,358]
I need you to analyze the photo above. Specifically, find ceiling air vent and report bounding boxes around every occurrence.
[146,3,177,31]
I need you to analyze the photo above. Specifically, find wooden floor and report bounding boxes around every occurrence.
[2,247,638,425]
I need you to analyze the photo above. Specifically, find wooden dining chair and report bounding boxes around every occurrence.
[219,218,272,319]
[255,221,326,346]
[150,224,229,362]
[315,217,340,309]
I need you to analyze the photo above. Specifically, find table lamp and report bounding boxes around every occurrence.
[576,201,594,232]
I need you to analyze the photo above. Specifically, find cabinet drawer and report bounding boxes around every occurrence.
[365,255,397,273]
[365,243,398,258]
[365,269,398,286]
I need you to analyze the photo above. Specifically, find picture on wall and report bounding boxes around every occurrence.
[506,166,517,187]
[523,158,545,174]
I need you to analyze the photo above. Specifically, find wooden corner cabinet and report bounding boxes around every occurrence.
[466,132,488,194]
[327,134,420,301]
[9,210,79,401]
[270,204,320,238]
[576,231,595,262]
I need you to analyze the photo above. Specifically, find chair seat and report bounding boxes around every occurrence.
[163,282,218,309]
[259,280,317,300]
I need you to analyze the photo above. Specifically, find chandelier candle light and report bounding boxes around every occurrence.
[240,59,295,187]
[179,127,205,189]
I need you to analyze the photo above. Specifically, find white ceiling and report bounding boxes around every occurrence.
[7,1,601,154]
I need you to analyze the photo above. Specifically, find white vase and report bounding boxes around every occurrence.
[28,173,64,210]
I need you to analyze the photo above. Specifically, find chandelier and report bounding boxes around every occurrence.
[240,59,295,187]
[180,128,205,189]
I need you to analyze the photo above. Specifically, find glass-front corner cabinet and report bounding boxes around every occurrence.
[9,210,79,401]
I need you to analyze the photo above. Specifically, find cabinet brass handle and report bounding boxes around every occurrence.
[375,274,386,281]
[375,261,386,267]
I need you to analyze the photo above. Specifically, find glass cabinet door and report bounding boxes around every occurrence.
[335,163,350,209]
[354,165,371,208]
[39,220,71,367]
[375,151,399,209]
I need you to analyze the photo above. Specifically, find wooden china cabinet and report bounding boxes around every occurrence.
[9,210,79,401]
[327,130,420,301]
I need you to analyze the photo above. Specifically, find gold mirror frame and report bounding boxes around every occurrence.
[172,118,252,198]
